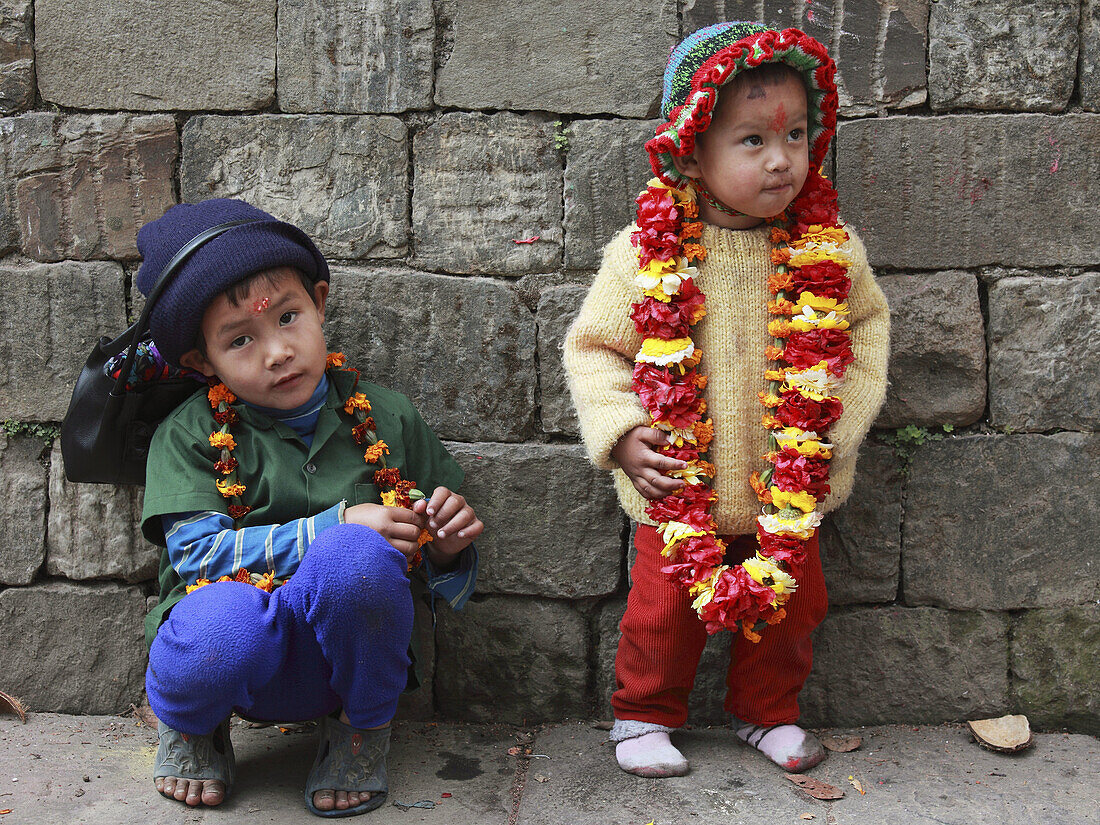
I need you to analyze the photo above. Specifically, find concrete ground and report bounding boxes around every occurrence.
[0,713,1096,825]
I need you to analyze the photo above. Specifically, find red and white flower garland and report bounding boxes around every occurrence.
[628,168,853,641]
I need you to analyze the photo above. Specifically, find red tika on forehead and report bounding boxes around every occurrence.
[251,296,270,315]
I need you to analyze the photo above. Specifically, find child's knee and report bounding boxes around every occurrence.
[296,523,413,616]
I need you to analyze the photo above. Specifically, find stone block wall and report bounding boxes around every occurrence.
[0,0,1095,734]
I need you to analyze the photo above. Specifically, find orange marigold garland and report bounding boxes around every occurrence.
[629,168,852,641]
[194,352,431,594]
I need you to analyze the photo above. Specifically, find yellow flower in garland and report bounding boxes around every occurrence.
[795,291,849,316]
[742,554,798,599]
[788,306,850,332]
[363,440,390,464]
[774,427,833,458]
[770,487,817,513]
[344,392,372,415]
[209,432,236,450]
[380,490,399,507]
[636,336,695,366]
[216,479,247,499]
[788,224,849,248]
[758,509,823,540]
[782,361,841,400]
[659,520,707,556]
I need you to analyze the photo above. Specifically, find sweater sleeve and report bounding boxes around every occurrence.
[828,227,890,461]
[163,503,345,585]
[562,227,651,470]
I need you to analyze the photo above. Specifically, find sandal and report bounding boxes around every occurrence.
[153,719,236,799]
[304,715,390,817]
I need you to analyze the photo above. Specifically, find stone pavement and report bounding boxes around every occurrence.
[0,714,1097,825]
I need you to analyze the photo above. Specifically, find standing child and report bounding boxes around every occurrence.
[136,199,482,817]
[564,22,889,778]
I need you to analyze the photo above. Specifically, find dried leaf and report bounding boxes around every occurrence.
[848,775,866,795]
[0,690,26,723]
[801,815,816,820]
[592,720,614,731]
[785,774,844,800]
[820,735,861,753]
[967,715,1033,753]
[130,702,158,729]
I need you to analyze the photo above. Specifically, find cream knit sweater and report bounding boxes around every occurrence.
[563,221,890,535]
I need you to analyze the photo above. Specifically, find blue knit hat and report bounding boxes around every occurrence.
[136,199,329,366]
[648,22,838,187]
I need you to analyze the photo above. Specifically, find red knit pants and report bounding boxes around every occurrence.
[612,524,828,728]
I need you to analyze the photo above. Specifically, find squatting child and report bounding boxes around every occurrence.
[136,199,481,816]
[564,22,889,778]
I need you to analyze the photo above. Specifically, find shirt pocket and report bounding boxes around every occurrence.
[353,483,379,506]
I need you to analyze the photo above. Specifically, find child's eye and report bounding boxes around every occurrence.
[742,134,763,147]
[788,128,805,141]
[230,335,251,349]
[279,311,298,326]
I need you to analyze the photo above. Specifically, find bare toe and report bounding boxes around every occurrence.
[201,780,226,806]
[335,790,350,810]
[313,789,336,812]
[185,780,204,806]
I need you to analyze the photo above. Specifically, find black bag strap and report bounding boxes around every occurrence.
[109,218,262,397]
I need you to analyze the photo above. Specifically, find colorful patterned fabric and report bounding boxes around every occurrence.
[105,337,205,390]
[648,22,839,187]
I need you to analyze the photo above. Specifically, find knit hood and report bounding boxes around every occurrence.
[647,22,838,188]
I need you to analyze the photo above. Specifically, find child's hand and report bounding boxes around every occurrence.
[611,425,687,500]
[413,487,483,565]
[343,503,428,560]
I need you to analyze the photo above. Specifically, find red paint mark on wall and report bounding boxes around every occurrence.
[1048,135,1062,174]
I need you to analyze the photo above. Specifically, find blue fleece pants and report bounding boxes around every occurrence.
[146,524,414,735]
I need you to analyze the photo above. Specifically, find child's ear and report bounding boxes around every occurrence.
[671,150,703,180]
[180,349,216,378]
[312,280,330,322]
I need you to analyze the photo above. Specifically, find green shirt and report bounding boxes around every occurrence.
[142,368,465,651]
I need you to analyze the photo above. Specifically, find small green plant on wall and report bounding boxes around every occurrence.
[2,420,61,446]
[877,423,954,474]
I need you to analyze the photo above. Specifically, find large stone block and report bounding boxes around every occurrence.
[837,115,1100,269]
[876,272,986,428]
[537,285,587,436]
[819,441,903,605]
[46,444,158,583]
[0,0,33,114]
[0,261,127,421]
[436,0,675,116]
[0,434,47,585]
[277,0,433,113]
[563,119,660,271]
[904,434,1100,610]
[684,0,929,113]
[1083,0,1100,111]
[412,113,563,275]
[1012,606,1100,735]
[929,0,1078,112]
[988,274,1100,432]
[326,267,536,442]
[0,582,147,713]
[800,606,1009,726]
[182,115,408,260]
[0,113,177,261]
[35,0,274,111]
[445,443,622,598]
[435,596,590,723]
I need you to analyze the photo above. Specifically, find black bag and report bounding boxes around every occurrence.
[60,218,260,485]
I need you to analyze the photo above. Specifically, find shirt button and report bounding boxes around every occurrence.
[304,462,317,475]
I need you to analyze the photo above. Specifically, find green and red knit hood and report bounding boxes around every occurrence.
[647,22,838,188]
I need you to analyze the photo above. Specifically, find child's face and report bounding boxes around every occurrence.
[674,72,809,229]
[180,267,330,410]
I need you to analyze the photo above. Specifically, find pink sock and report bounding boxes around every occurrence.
[734,720,825,773]
[615,731,689,778]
